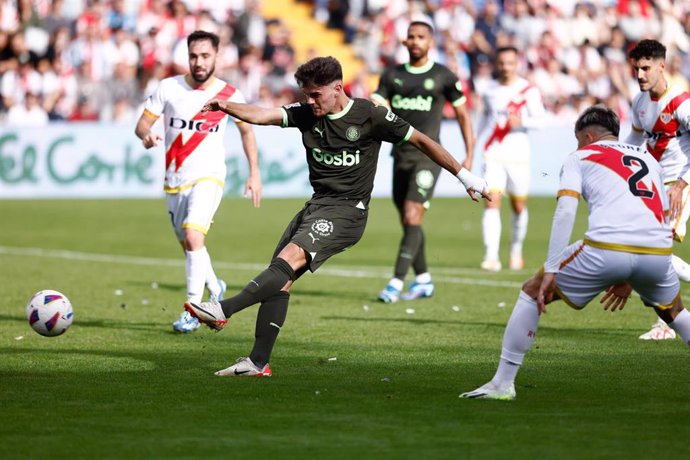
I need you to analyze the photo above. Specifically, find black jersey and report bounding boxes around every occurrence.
[372,61,465,158]
[281,98,413,206]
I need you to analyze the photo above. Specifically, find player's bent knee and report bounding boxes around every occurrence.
[521,275,542,298]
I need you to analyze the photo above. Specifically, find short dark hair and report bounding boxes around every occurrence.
[187,30,219,51]
[496,46,519,57]
[409,21,433,34]
[628,39,666,61]
[294,56,343,87]
[575,105,620,137]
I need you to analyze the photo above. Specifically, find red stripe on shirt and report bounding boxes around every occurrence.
[166,83,237,171]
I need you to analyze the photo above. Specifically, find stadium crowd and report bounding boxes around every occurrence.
[1,0,689,126]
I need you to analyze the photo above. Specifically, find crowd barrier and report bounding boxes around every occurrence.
[1,119,625,199]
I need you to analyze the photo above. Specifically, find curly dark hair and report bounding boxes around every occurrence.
[629,39,666,61]
[294,56,343,88]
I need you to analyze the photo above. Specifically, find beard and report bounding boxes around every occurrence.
[191,63,215,84]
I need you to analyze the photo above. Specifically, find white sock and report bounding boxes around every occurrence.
[205,257,221,298]
[510,208,529,258]
[482,208,501,260]
[415,272,431,284]
[387,278,404,291]
[669,308,690,347]
[491,290,540,387]
[671,255,690,283]
[185,247,210,304]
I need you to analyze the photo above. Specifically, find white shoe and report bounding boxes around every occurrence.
[184,300,227,331]
[480,258,502,272]
[509,255,524,270]
[639,319,676,340]
[460,381,516,401]
[215,357,272,377]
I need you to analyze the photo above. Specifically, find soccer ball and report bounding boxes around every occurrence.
[26,290,73,337]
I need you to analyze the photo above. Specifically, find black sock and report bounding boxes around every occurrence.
[249,291,289,367]
[412,229,428,275]
[220,258,294,318]
[394,225,423,279]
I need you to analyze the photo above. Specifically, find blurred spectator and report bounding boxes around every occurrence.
[1,52,42,109]
[232,0,266,51]
[1,0,689,126]
[7,90,49,126]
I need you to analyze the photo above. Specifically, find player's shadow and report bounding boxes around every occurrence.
[319,315,652,336]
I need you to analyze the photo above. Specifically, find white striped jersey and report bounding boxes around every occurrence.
[143,75,246,192]
[629,83,690,183]
[477,77,545,155]
[558,140,672,251]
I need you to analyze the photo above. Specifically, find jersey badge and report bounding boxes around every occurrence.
[660,112,672,124]
[346,126,361,141]
[424,78,435,90]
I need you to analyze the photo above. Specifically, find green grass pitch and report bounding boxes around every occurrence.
[1,197,689,459]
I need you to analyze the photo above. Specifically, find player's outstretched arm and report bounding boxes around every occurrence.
[407,129,489,202]
[203,99,283,126]
[236,121,262,208]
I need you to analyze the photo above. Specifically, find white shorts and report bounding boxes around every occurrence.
[554,241,679,310]
[666,182,690,242]
[166,180,223,241]
[482,156,530,199]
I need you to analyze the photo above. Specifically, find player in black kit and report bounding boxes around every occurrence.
[185,56,488,377]
[372,17,475,303]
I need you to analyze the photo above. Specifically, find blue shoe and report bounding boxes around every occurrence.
[378,283,401,303]
[210,279,227,303]
[172,311,200,333]
[401,281,435,300]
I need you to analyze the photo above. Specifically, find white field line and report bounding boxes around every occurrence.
[0,245,523,289]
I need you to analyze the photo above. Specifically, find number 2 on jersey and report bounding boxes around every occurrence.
[622,155,654,198]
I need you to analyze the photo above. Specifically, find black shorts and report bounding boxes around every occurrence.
[392,157,442,209]
[272,202,368,278]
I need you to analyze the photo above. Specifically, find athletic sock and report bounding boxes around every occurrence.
[415,272,431,284]
[491,290,540,388]
[249,291,290,367]
[671,255,690,283]
[412,228,428,275]
[219,258,295,317]
[510,208,529,258]
[669,308,690,347]
[394,225,423,280]
[482,208,501,261]
[205,256,221,298]
[386,277,404,291]
[185,247,210,304]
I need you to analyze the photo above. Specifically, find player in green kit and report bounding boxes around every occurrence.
[371,16,475,303]
[184,56,488,377]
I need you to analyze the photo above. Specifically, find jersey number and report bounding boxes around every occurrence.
[622,155,653,198]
